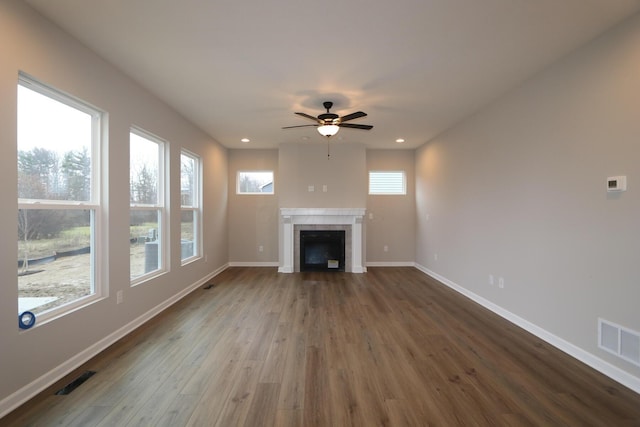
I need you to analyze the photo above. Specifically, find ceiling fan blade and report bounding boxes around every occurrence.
[339,123,373,130]
[294,112,321,122]
[282,124,318,129]
[339,111,367,122]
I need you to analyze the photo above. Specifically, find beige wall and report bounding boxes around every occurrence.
[416,14,640,382]
[228,149,279,264]
[278,142,367,208]
[0,0,228,412]
[227,143,369,265]
[366,150,416,264]
[227,145,417,266]
[277,142,368,269]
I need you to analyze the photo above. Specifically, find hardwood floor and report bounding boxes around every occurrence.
[4,267,640,426]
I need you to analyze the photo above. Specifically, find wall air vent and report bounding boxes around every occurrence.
[598,319,640,367]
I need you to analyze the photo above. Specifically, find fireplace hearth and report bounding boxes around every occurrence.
[300,230,345,272]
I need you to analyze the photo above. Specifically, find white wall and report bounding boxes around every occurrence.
[416,13,640,387]
[0,0,228,415]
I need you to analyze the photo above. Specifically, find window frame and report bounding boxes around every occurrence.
[236,170,275,195]
[17,73,104,324]
[129,127,168,285]
[368,170,407,195]
[180,150,202,264]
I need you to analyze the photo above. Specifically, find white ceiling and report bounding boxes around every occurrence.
[25,0,640,150]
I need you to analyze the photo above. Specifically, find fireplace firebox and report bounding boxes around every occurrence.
[300,230,345,272]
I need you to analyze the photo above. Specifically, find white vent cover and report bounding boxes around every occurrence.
[598,318,640,367]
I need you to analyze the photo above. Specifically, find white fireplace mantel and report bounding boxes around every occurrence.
[279,208,366,273]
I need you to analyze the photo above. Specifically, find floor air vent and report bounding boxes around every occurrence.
[598,319,640,367]
[55,370,96,395]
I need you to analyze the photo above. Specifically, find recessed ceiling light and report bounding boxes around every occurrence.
[241,138,250,143]
[395,138,405,144]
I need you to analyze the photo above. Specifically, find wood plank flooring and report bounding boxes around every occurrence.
[3,267,640,426]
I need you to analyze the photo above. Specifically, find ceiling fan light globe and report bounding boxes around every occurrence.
[317,124,340,137]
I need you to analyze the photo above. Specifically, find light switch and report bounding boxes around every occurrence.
[308,185,314,192]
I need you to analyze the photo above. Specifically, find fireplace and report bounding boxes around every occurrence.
[300,230,345,272]
[279,208,366,273]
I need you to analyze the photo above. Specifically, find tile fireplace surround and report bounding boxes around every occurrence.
[279,208,366,273]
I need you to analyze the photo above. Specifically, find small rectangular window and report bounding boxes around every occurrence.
[237,171,274,194]
[369,171,406,195]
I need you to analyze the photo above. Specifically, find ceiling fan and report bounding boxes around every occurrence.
[282,101,373,137]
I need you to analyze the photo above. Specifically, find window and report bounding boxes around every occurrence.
[129,129,166,283]
[369,171,406,195]
[17,74,103,320]
[237,171,274,194]
[180,151,201,263]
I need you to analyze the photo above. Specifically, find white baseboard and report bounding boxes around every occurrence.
[228,262,279,267]
[0,263,229,419]
[414,263,640,394]
[366,261,416,267]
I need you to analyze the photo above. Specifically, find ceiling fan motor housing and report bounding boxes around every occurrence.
[319,101,338,122]
[318,112,339,122]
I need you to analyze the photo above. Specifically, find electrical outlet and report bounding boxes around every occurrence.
[434,253,438,261]
[308,185,314,192]
[489,274,494,286]
[116,290,123,304]
[498,277,505,289]
[383,245,389,252]
[322,185,327,192]
[607,176,627,192]
[258,245,264,252]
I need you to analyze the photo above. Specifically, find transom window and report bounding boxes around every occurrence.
[237,171,274,194]
[17,73,103,321]
[368,171,406,195]
[129,128,167,283]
